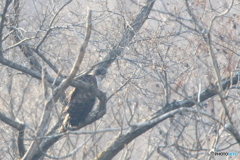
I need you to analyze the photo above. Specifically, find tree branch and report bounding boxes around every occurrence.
[95,72,240,160]
[0,58,97,93]
[21,9,93,160]
[0,112,24,131]
[0,112,26,157]
[225,124,240,145]
[31,82,107,159]
[98,0,156,70]
[0,0,12,57]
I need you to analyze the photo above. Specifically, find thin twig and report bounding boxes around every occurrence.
[21,10,93,160]
[0,0,12,57]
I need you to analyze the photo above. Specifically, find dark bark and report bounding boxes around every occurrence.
[0,112,26,157]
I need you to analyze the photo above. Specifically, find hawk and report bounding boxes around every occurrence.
[64,68,107,127]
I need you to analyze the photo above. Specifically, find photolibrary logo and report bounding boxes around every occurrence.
[210,151,238,158]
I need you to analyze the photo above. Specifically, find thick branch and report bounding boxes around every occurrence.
[225,124,240,145]
[0,112,26,157]
[99,0,156,70]
[10,0,42,73]
[30,2,156,158]
[95,73,240,160]
[21,10,93,160]
[18,129,26,157]
[0,58,99,94]
[0,112,24,130]
[31,90,107,159]
[31,84,107,159]
[53,10,92,101]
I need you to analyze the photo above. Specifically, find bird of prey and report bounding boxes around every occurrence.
[64,68,107,127]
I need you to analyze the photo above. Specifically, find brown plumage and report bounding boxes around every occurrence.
[66,75,97,127]
[64,68,107,127]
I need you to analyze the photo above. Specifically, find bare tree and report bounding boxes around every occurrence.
[0,0,240,159]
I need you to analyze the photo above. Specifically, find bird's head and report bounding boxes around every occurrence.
[94,67,108,80]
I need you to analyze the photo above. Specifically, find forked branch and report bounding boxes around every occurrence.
[21,10,93,160]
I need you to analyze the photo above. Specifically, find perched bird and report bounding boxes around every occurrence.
[64,68,107,127]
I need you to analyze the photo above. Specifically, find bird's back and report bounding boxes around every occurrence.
[67,75,97,127]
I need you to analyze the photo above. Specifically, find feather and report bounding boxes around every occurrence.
[66,75,97,127]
